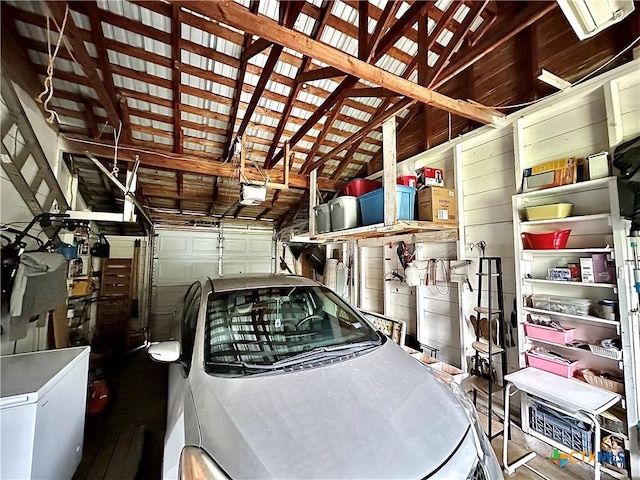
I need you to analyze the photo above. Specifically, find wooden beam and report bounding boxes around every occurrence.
[426,2,489,89]
[306,98,414,173]
[83,100,100,138]
[59,136,345,192]
[240,38,272,62]
[0,9,50,105]
[222,0,260,161]
[177,171,184,213]
[296,67,345,84]
[435,2,558,87]
[85,2,119,116]
[366,0,403,63]
[347,87,399,98]
[262,0,333,168]
[225,1,303,160]
[358,1,369,61]
[418,14,429,151]
[46,2,121,128]
[172,3,183,153]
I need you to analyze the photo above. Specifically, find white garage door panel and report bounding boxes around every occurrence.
[151,228,273,340]
[156,262,191,286]
[158,236,190,254]
[223,260,272,275]
[192,262,217,278]
[222,230,273,276]
[192,237,218,254]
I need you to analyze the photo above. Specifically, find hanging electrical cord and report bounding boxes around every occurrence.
[484,34,640,111]
[36,3,70,124]
[111,121,122,176]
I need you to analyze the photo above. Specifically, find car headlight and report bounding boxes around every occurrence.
[180,446,230,480]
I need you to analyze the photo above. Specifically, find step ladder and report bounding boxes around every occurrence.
[469,256,508,440]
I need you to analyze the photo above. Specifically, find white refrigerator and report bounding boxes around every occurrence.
[0,346,90,479]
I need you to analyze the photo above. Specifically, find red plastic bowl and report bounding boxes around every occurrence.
[522,229,571,249]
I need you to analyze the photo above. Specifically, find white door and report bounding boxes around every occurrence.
[151,227,274,340]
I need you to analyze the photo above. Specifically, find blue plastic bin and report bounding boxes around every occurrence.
[358,186,417,225]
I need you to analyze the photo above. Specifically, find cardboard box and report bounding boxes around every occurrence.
[523,157,577,191]
[580,254,616,284]
[580,257,595,283]
[418,167,444,187]
[418,187,457,223]
[547,268,572,282]
[592,253,616,284]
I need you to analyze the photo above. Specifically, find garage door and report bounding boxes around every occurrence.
[150,226,274,340]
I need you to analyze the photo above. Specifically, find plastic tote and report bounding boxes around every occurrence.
[358,186,417,226]
[329,196,360,231]
[313,204,331,233]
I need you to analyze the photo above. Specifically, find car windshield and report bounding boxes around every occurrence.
[204,285,382,375]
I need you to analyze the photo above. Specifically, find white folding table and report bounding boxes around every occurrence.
[503,367,621,480]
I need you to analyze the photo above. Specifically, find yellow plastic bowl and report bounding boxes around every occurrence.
[524,203,573,221]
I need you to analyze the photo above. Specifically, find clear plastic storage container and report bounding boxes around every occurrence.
[531,295,591,316]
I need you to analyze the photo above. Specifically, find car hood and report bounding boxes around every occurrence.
[191,341,472,479]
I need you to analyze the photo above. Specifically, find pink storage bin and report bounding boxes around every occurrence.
[524,323,576,345]
[526,351,578,378]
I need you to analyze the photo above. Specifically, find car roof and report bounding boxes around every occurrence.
[210,274,321,292]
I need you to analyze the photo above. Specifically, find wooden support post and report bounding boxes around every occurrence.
[309,168,318,235]
[382,116,397,227]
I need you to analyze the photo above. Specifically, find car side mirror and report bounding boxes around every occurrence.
[148,341,181,363]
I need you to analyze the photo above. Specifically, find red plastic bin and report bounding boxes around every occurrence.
[344,179,382,197]
[526,351,578,378]
[397,175,417,187]
[522,229,571,249]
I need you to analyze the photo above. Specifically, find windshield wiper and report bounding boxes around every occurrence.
[270,339,381,367]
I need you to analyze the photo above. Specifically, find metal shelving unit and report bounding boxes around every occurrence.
[512,177,640,478]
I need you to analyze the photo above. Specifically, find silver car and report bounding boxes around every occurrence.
[149,275,502,479]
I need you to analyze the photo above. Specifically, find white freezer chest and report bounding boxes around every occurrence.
[0,346,90,479]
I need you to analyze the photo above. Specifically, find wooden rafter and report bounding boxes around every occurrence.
[426,2,489,89]
[299,0,404,175]
[240,38,271,62]
[338,2,557,179]
[262,0,334,169]
[435,2,558,87]
[172,3,183,154]
[296,67,345,84]
[263,0,439,169]
[59,136,344,192]
[327,56,418,178]
[358,1,369,60]
[83,100,99,138]
[222,0,260,161]
[225,1,304,161]
[85,2,119,115]
[46,2,120,129]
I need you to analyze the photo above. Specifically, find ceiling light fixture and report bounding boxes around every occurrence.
[557,0,635,40]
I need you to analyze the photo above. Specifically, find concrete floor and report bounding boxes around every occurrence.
[73,351,612,480]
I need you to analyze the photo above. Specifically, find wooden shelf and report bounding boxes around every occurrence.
[523,307,620,327]
[311,220,457,240]
[523,278,616,289]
